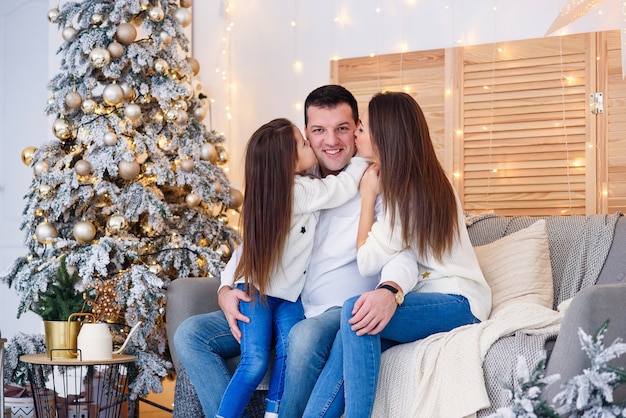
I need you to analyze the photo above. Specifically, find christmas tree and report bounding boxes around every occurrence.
[0,0,241,397]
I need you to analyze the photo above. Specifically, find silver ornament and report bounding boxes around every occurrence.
[52,118,74,140]
[118,159,141,180]
[116,23,137,45]
[36,221,58,244]
[33,161,49,176]
[164,108,178,122]
[74,159,92,176]
[180,159,195,172]
[119,81,135,100]
[65,91,82,109]
[147,6,164,22]
[90,13,104,26]
[89,47,111,68]
[62,26,78,42]
[47,7,59,23]
[82,98,97,114]
[107,214,128,235]
[154,58,169,74]
[73,220,96,242]
[38,184,55,199]
[200,143,217,163]
[173,8,192,27]
[175,110,188,126]
[103,131,118,146]
[107,42,125,59]
[102,84,124,106]
[193,106,206,121]
[125,103,142,120]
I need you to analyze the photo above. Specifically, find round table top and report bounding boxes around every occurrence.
[20,353,136,366]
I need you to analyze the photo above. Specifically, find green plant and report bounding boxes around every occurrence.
[30,256,87,321]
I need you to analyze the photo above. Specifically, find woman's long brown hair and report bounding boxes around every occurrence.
[368,91,458,261]
[234,118,297,298]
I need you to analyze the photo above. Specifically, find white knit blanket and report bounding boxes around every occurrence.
[372,301,566,418]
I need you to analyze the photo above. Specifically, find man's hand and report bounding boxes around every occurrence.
[217,286,251,343]
[348,288,397,336]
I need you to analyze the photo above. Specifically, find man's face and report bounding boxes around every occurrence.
[305,103,357,177]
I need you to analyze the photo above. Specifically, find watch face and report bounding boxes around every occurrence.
[396,292,404,305]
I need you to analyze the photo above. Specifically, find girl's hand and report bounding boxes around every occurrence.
[359,163,380,198]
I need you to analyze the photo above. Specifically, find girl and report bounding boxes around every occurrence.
[303,92,492,417]
[216,118,368,418]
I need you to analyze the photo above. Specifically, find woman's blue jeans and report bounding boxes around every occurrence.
[302,291,479,418]
[216,284,304,418]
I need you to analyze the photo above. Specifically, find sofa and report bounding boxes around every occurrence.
[166,213,626,417]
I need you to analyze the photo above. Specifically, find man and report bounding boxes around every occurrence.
[174,85,417,417]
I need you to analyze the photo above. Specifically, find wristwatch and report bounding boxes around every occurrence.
[378,284,404,306]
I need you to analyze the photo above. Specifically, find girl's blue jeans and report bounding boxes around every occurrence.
[216,284,304,418]
[302,291,479,418]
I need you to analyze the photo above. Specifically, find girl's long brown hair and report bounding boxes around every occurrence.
[368,91,458,261]
[234,118,297,298]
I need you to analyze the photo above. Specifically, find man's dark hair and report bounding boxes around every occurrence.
[304,85,359,126]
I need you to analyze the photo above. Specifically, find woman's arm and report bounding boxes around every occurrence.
[357,163,380,248]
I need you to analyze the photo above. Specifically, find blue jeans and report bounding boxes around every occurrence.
[303,292,479,418]
[278,307,342,418]
[215,285,304,418]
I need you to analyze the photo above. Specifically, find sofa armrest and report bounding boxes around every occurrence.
[166,277,221,372]
[543,283,626,403]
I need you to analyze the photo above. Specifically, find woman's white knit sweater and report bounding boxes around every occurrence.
[220,157,369,302]
[356,193,492,321]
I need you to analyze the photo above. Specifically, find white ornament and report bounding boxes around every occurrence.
[33,161,49,176]
[125,103,142,120]
[103,131,118,146]
[173,8,192,27]
[102,84,124,106]
[107,41,125,59]
[89,47,111,68]
[62,27,78,42]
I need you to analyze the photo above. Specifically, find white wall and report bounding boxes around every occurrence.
[0,0,621,341]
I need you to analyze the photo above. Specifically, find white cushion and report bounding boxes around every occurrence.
[474,220,554,317]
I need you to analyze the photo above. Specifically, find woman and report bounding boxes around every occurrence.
[302,92,491,417]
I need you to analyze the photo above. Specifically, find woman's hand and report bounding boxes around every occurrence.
[217,286,251,343]
[359,163,380,198]
[348,288,397,336]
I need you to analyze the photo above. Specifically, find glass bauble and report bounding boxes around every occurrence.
[102,84,124,106]
[35,221,58,244]
[47,7,59,23]
[103,131,118,146]
[73,220,96,242]
[89,47,111,68]
[175,110,188,126]
[90,13,104,26]
[185,193,201,207]
[38,184,55,199]
[118,159,140,180]
[62,26,78,42]
[147,6,164,22]
[107,214,128,235]
[200,143,217,163]
[228,188,244,209]
[116,23,137,45]
[33,161,49,176]
[82,99,97,114]
[65,91,82,109]
[173,8,192,27]
[125,104,142,120]
[52,118,74,140]
[193,106,206,121]
[21,146,37,166]
[107,41,125,59]
[186,57,200,75]
[74,159,92,176]
[159,31,172,46]
[180,159,195,172]
[154,58,169,74]
[215,145,229,164]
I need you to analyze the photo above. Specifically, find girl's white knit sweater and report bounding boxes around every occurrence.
[220,157,369,302]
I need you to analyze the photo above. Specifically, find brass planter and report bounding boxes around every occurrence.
[43,320,81,359]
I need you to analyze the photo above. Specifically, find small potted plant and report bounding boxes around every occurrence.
[30,256,88,359]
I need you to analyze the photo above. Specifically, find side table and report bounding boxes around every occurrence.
[20,353,136,418]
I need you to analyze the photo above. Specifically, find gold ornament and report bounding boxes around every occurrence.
[47,7,59,23]
[102,84,124,106]
[21,146,37,166]
[103,131,118,146]
[116,23,137,45]
[82,98,97,114]
[118,159,141,180]
[119,81,135,100]
[89,47,111,68]
[164,108,178,122]
[148,263,163,275]
[173,100,188,111]
[35,221,58,244]
[215,145,229,164]
[159,31,172,46]
[33,161,49,176]
[107,41,125,59]
[180,158,195,172]
[125,103,142,120]
[185,193,202,207]
[74,159,92,176]
[147,6,164,22]
[38,184,55,199]
[90,13,104,26]
[73,220,96,242]
[52,118,74,140]
[175,110,188,126]
[154,58,170,74]
[186,57,200,75]
[174,8,192,27]
[193,106,206,121]
[200,142,217,163]
[181,0,193,8]
[65,91,82,109]
[228,188,244,209]
[62,26,78,42]
[107,214,128,235]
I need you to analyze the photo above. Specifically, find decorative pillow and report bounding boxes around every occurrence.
[473,219,554,317]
